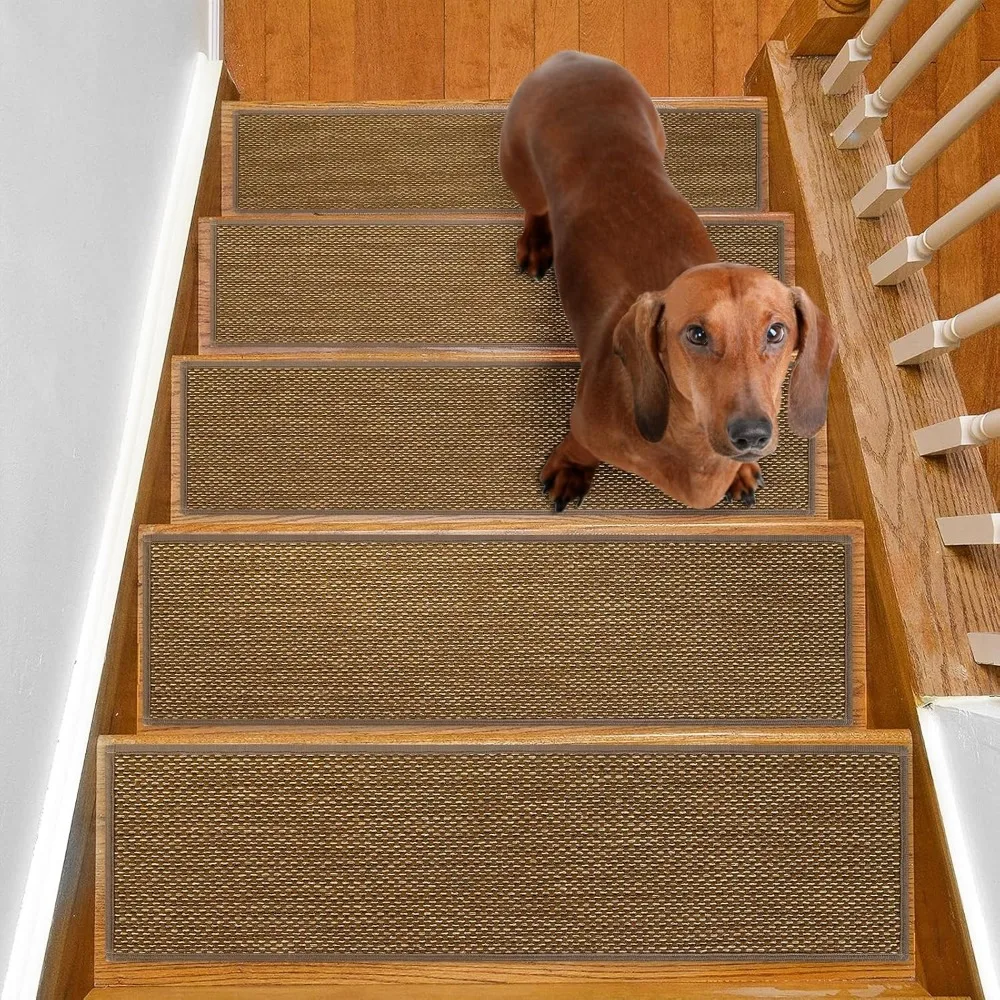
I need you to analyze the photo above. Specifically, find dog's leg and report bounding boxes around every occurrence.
[724,462,764,507]
[517,212,553,280]
[540,431,600,512]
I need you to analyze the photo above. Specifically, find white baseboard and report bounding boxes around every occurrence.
[208,0,222,61]
[919,698,1000,1000]
[0,53,223,1000]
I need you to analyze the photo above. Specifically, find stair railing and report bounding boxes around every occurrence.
[832,0,983,148]
[853,66,1000,218]
[816,0,1000,664]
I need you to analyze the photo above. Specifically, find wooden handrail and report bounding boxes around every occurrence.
[891,292,1000,365]
[854,66,1000,218]
[832,0,983,149]
[772,0,871,57]
[822,0,910,94]
[914,408,1000,455]
[869,173,1000,285]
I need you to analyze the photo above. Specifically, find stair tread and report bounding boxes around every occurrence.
[97,729,911,978]
[138,519,864,729]
[172,353,821,519]
[199,213,792,352]
[222,99,766,215]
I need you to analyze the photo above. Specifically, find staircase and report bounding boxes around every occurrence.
[88,97,942,998]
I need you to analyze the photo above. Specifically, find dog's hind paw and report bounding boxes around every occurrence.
[517,213,554,280]
[724,462,763,508]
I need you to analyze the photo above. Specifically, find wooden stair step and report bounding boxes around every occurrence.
[198,213,792,353]
[222,99,767,215]
[172,353,823,519]
[96,730,912,985]
[85,982,959,999]
[138,519,864,729]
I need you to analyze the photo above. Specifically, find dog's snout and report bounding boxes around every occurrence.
[727,416,772,453]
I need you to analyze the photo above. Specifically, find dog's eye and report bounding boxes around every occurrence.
[766,323,786,345]
[685,325,708,346]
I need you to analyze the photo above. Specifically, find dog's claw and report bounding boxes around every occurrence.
[741,491,757,508]
[553,497,568,513]
[724,491,733,504]
[541,476,555,494]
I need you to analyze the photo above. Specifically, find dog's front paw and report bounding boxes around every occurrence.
[517,214,553,280]
[724,463,764,508]
[540,464,594,513]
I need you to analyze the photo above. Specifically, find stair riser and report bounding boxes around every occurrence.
[197,214,793,353]
[96,732,913,985]
[138,522,864,729]
[222,100,767,216]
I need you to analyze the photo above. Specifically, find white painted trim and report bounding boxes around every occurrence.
[208,0,222,61]
[919,700,1000,1000]
[0,54,223,1000]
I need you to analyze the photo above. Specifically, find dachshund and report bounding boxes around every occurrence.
[499,50,837,510]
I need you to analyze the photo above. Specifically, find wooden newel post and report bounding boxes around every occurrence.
[772,0,870,56]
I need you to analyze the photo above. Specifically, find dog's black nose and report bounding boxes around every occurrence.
[727,416,772,453]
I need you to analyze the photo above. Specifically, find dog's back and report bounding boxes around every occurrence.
[500,52,716,351]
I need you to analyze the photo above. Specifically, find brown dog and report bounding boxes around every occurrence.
[499,51,837,510]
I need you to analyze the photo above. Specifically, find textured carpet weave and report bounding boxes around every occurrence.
[105,742,908,961]
[231,104,763,213]
[178,361,813,516]
[208,218,786,349]
[143,532,851,726]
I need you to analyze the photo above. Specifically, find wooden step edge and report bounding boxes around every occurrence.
[84,980,949,999]
[196,212,795,356]
[221,95,769,114]
[104,727,908,749]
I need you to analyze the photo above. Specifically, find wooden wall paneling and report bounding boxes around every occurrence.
[579,0,625,61]
[310,0,356,100]
[716,0,759,94]
[33,69,238,1000]
[224,0,266,99]
[977,62,1000,501]
[490,0,535,97]
[535,0,580,65]
[265,0,310,100]
[759,0,794,47]
[668,0,713,95]
[623,0,671,96]
[892,62,939,305]
[355,0,445,100]
[936,10,983,372]
[889,0,937,63]
[445,0,491,99]
[981,2,1000,60]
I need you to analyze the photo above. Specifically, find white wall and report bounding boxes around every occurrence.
[920,697,1000,1000]
[0,0,208,985]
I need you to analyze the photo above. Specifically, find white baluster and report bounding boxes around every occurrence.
[869,173,1000,285]
[914,408,1000,456]
[891,293,1000,365]
[822,0,911,96]
[854,67,1000,217]
[833,0,983,149]
[937,513,1000,545]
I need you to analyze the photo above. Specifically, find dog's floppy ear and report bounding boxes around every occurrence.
[613,292,669,442]
[788,286,838,438]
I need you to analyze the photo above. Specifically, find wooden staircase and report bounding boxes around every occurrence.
[85,96,952,999]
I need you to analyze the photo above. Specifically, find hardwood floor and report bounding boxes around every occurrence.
[223,0,1000,497]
